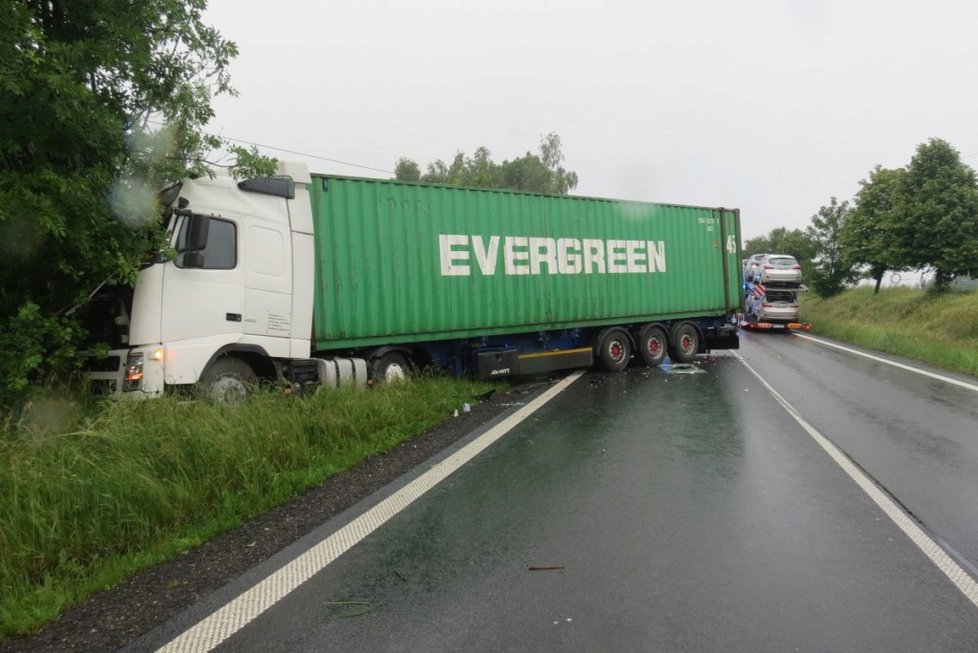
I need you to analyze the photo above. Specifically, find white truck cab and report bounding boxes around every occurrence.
[85,162,317,398]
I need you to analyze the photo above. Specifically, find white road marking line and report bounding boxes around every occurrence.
[735,352,978,611]
[791,332,978,393]
[157,371,585,653]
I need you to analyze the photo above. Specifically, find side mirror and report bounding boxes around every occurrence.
[175,214,209,268]
[185,215,210,252]
[182,251,206,268]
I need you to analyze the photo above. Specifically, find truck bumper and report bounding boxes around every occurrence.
[83,346,166,398]
[704,324,740,351]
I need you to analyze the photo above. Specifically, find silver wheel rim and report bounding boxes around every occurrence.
[211,376,248,403]
[384,362,407,383]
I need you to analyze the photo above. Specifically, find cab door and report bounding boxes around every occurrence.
[160,214,245,380]
[242,220,293,352]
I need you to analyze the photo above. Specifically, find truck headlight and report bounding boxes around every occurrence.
[125,354,144,392]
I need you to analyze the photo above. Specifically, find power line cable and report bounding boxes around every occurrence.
[220,135,395,175]
[145,119,396,175]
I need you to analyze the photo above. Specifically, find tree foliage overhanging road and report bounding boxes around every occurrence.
[745,138,978,296]
[0,0,274,410]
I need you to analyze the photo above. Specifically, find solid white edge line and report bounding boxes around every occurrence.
[734,351,978,610]
[157,371,586,653]
[791,332,978,393]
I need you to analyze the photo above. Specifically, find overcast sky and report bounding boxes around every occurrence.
[202,0,978,240]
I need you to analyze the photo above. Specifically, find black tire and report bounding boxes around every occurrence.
[669,323,700,364]
[595,328,632,372]
[638,324,668,367]
[371,352,409,384]
[199,357,257,404]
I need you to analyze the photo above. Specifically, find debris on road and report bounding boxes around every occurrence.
[324,600,373,618]
[665,363,706,375]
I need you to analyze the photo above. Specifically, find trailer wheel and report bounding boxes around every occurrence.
[199,357,257,404]
[669,323,700,364]
[372,352,409,384]
[638,324,668,367]
[596,328,631,372]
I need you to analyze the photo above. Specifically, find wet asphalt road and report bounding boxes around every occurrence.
[739,330,978,571]
[152,334,978,651]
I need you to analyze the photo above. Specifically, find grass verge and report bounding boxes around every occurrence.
[0,375,497,638]
[799,286,978,377]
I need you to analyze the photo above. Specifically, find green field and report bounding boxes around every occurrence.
[0,376,496,638]
[799,286,978,377]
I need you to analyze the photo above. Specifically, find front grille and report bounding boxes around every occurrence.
[83,355,122,372]
[87,379,118,395]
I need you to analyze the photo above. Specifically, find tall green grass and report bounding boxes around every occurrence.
[0,376,496,637]
[799,287,978,376]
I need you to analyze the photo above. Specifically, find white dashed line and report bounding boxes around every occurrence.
[157,371,585,653]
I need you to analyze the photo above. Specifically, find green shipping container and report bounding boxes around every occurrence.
[309,176,742,350]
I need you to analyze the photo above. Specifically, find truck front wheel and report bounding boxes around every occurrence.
[372,352,408,384]
[199,357,257,403]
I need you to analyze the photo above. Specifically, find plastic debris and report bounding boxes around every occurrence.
[324,600,373,618]
[665,363,706,375]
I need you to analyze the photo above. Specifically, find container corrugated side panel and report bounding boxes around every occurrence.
[310,176,736,349]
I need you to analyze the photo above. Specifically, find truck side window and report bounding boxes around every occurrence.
[175,216,237,269]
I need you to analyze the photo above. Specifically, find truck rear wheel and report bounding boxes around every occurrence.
[596,328,631,372]
[638,324,668,367]
[199,357,257,404]
[372,352,408,384]
[669,323,700,364]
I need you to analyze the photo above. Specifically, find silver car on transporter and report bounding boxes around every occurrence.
[745,286,799,324]
[751,254,802,285]
[742,253,769,284]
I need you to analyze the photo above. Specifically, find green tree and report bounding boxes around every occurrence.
[891,138,978,289]
[806,198,859,296]
[416,158,447,184]
[534,132,579,194]
[415,152,466,185]
[743,227,816,281]
[0,0,272,410]
[742,235,772,258]
[465,146,499,188]
[743,227,816,262]
[498,153,552,193]
[394,132,578,194]
[842,166,905,294]
[394,157,420,182]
